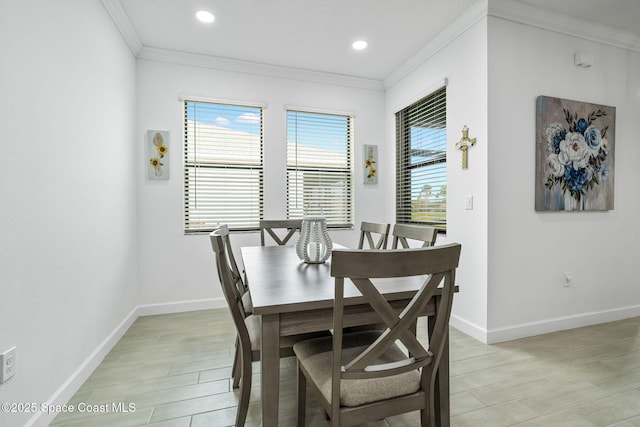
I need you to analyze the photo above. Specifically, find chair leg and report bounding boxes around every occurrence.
[236,351,252,427]
[231,337,241,389]
[297,364,306,427]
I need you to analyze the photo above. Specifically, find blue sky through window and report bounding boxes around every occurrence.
[186,102,261,135]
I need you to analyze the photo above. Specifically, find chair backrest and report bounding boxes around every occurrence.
[358,221,390,250]
[329,243,461,396]
[213,224,246,296]
[391,224,438,248]
[209,229,251,347]
[259,219,302,246]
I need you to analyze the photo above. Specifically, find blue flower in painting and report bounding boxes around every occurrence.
[564,164,590,193]
[576,118,589,134]
[597,165,609,180]
[583,125,601,150]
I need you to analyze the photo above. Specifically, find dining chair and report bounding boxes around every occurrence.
[210,229,330,427]
[357,221,390,250]
[212,225,254,391]
[260,219,303,246]
[391,224,438,248]
[293,243,461,426]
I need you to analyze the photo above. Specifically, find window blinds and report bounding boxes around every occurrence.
[184,101,264,233]
[286,110,353,228]
[395,87,447,229]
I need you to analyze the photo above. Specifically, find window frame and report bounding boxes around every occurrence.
[183,99,264,234]
[285,108,354,229]
[395,86,447,230]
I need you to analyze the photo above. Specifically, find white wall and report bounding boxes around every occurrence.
[486,14,640,342]
[386,0,640,344]
[135,60,387,307]
[385,9,490,340]
[0,1,138,425]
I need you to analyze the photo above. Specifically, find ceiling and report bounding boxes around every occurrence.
[114,0,640,82]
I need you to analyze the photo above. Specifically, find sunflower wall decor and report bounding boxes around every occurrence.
[147,130,170,180]
[364,144,378,184]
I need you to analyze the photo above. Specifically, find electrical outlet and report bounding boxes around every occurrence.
[1,346,16,384]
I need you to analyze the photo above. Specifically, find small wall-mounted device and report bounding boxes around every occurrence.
[574,52,593,68]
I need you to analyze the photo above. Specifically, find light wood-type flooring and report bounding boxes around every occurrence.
[51,309,640,426]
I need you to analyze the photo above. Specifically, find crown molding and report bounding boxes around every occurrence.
[383,0,489,90]
[383,0,640,90]
[489,0,640,53]
[102,0,638,92]
[100,0,142,55]
[137,46,385,91]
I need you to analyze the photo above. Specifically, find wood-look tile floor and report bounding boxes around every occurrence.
[51,310,640,426]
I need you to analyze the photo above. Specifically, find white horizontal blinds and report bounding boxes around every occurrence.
[396,87,447,229]
[184,100,263,233]
[286,110,353,228]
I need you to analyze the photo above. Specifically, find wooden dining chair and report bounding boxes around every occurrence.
[293,243,461,427]
[210,229,330,427]
[260,219,303,246]
[212,225,254,390]
[357,221,390,250]
[391,224,438,248]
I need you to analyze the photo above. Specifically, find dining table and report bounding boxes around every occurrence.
[241,243,454,427]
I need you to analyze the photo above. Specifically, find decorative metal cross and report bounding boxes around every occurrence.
[455,125,476,169]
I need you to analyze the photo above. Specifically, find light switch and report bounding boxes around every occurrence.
[465,195,473,210]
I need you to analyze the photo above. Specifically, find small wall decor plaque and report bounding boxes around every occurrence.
[535,96,615,211]
[147,130,169,180]
[364,144,378,184]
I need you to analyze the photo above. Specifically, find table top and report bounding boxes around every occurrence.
[241,245,428,316]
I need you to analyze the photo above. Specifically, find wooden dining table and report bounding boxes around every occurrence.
[241,244,453,427]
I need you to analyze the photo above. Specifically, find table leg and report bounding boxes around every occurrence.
[261,313,280,427]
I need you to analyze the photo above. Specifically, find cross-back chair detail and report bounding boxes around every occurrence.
[391,224,438,248]
[215,225,248,304]
[293,243,461,427]
[357,221,390,250]
[260,219,302,246]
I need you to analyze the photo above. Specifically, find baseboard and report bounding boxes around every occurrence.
[451,305,640,345]
[26,298,226,427]
[137,298,226,316]
[450,314,488,343]
[486,305,640,344]
[25,306,139,427]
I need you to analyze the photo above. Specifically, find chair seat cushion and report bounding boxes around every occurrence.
[245,315,330,352]
[293,331,421,407]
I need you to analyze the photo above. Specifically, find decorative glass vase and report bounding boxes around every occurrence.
[296,216,333,264]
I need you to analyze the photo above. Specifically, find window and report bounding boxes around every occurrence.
[184,100,263,233]
[286,110,353,228]
[395,87,447,229]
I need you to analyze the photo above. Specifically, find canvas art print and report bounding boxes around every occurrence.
[535,96,615,211]
[147,130,169,180]
[364,144,378,184]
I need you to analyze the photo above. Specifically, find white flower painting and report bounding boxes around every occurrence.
[535,96,615,211]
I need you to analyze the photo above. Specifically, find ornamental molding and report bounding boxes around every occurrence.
[101,0,638,91]
[488,0,640,54]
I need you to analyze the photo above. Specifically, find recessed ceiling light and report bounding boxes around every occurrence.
[352,40,368,50]
[196,10,215,23]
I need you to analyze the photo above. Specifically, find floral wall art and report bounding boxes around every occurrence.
[535,96,615,211]
[364,144,378,184]
[147,130,169,180]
